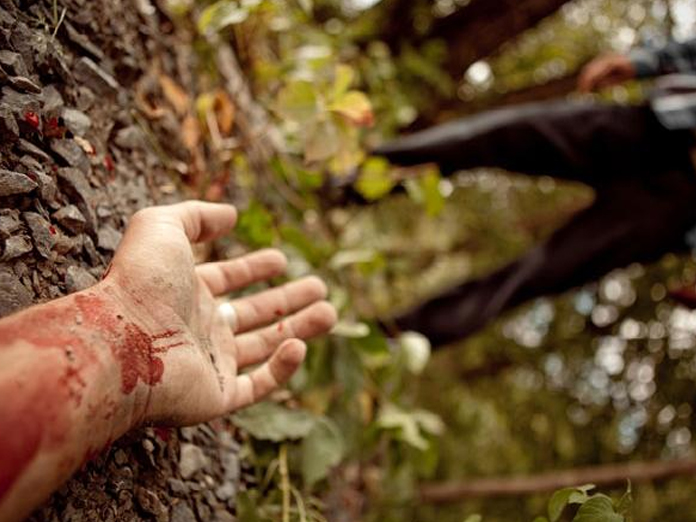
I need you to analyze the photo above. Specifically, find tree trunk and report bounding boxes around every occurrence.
[1,0,264,520]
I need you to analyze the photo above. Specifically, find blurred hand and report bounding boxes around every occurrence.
[106,201,337,426]
[578,53,636,93]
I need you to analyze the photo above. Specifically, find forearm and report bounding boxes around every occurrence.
[0,282,157,521]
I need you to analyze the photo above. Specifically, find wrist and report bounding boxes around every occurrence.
[87,279,191,428]
[81,281,153,431]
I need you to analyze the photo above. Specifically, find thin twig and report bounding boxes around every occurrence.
[290,486,308,522]
[279,444,291,522]
[52,5,67,39]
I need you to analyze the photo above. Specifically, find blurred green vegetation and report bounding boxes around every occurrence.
[165,0,696,519]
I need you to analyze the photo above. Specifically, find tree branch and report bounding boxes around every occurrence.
[409,71,581,130]
[419,458,696,503]
[428,0,573,77]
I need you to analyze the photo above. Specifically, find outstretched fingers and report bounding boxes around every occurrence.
[236,300,336,368]
[197,249,287,296]
[230,276,328,334]
[230,339,307,410]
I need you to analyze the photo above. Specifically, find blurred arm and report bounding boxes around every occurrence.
[629,37,696,78]
[578,38,696,92]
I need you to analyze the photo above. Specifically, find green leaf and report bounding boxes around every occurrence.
[405,169,445,216]
[399,331,431,374]
[572,495,623,522]
[533,518,550,522]
[304,117,340,163]
[296,0,312,14]
[401,44,455,98]
[355,157,395,201]
[235,201,275,247]
[236,491,261,522]
[198,0,249,34]
[331,320,371,338]
[329,248,380,269]
[277,80,319,125]
[327,118,364,174]
[294,45,333,70]
[233,402,316,442]
[463,516,483,522]
[548,485,594,522]
[280,224,327,264]
[377,404,444,450]
[333,343,364,397]
[411,409,445,436]
[296,168,323,190]
[349,325,391,370]
[301,416,345,487]
[615,481,633,522]
[332,64,355,99]
[328,91,374,127]
[163,0,193,17]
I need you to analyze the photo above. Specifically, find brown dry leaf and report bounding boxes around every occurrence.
[181,114,201,151]
[159,75,190,115]
[214,90,235,135]
[135,77,166,119]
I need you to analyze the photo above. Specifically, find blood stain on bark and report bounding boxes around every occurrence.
[23,111,40,129]
[103,155,114,172]
[153,427,171,442]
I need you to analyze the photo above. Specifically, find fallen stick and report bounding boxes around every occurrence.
[419,458,696,503]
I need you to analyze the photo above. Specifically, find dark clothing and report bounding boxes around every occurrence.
[374,102,696,347]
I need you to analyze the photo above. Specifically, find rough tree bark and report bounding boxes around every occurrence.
[0,1,274,520]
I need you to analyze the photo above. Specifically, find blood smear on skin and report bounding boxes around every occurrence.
[0,365,71,501]
[75,294,184,394]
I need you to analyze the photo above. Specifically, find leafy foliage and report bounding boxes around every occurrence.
[166,0,696,520]
[276,63,373,174]
[232,402,316,442]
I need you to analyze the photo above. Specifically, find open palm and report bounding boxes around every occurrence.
[107,201,336,426]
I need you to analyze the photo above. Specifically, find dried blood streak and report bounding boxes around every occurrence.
[74,293,183,394]
[0,292,185,501]
[23,111,40,130]
[103,155,114,172]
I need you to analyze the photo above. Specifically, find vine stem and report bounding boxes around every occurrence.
[280,444,291,522]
